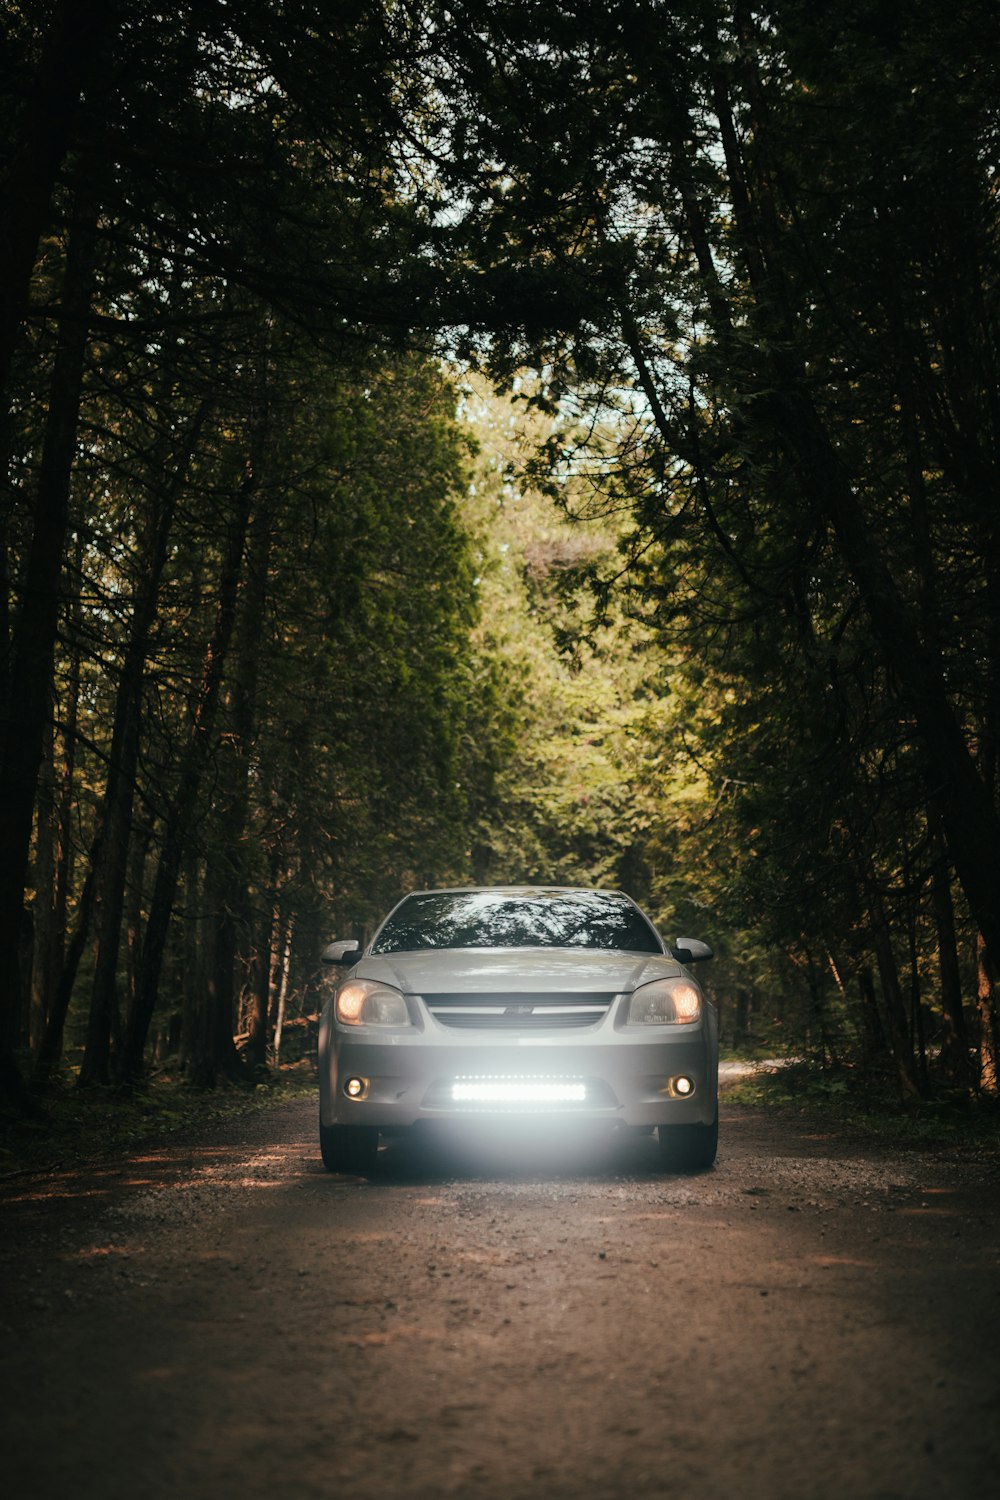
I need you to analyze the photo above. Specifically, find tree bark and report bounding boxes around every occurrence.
[931,858,971,1088]
[124,803,151,1048]
[223,500,272,1074]
[272,910,294,1065]
[977,934,999,1097]
[861,869,922,1101]
[179,851,204,1071]
[28,712,57,1051]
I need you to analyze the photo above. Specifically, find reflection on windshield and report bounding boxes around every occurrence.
[372,889,662,955]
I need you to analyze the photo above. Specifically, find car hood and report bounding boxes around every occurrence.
[352,947,685,995]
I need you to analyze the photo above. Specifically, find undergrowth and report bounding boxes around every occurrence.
[0,1061,318,1178]
[727,1059,1000,1152]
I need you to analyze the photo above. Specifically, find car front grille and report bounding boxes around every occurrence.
[422,992,617,1030]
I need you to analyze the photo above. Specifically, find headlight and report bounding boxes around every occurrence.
[626,979,701,1025]
[336,979,411,1027]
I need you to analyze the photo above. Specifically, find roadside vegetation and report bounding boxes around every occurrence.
[0,1063,317,1179]
[724,1060,1000,1157]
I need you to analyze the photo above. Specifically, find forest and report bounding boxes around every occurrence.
[2,0,999,1114]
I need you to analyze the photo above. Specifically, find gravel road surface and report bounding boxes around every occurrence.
[2,1088,999,1500]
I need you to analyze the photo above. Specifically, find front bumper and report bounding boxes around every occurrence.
[318,1000,718,1131]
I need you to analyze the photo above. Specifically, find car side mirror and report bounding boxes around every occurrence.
[322,939,361,965]
[671,937,713,964]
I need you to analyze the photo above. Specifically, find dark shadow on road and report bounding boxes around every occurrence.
[347,1120,707,1185]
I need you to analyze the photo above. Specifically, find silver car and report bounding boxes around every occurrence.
[318,885,718,1173]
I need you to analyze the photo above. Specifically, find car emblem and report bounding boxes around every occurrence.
[505,1004,535,1016]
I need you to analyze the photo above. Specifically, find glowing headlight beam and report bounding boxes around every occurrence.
[451,1080,586,1104]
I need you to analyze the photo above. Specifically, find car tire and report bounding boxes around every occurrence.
[319,1121,380,1174]
[657,1110,718,1172]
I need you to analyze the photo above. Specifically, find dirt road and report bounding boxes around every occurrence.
[2,1093,999,1500]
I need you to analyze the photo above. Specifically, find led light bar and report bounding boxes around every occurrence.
[452,1079,586,1104]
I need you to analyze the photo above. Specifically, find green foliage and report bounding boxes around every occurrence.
[458,379,686,893]
[726,1060,1000,1153]
[235,349,494,936]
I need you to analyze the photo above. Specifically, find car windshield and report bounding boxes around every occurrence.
[371,889,663,955]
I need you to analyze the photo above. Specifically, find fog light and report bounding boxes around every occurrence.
[673,1075,695,1096]
[344,1076,368,1099]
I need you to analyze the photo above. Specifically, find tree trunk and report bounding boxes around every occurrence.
[734,987,751,1050]
[977,934,999,1097]
[272,912,294,1065]
[806,955,838,1069]
[28,712,57,1051]
[33,852,97,1084]
[246,905,273,1075]
[931,859,971,1088]
[865,881,922,1101]
[120,462,255,1081]
[192,343,273,1085]
[78,411,205,1085]
[124,805,151,1046]
[179,852,204,1072]
[224,500,272,1074]
[857,964,889,1068]
[189,852,245,1089]
[0,191,96,1104]
[30,537,83,1084]
[77,684,148,1086]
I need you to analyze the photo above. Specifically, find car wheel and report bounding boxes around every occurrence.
[657,1111,718,1172]
[319,1121,380,1173]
